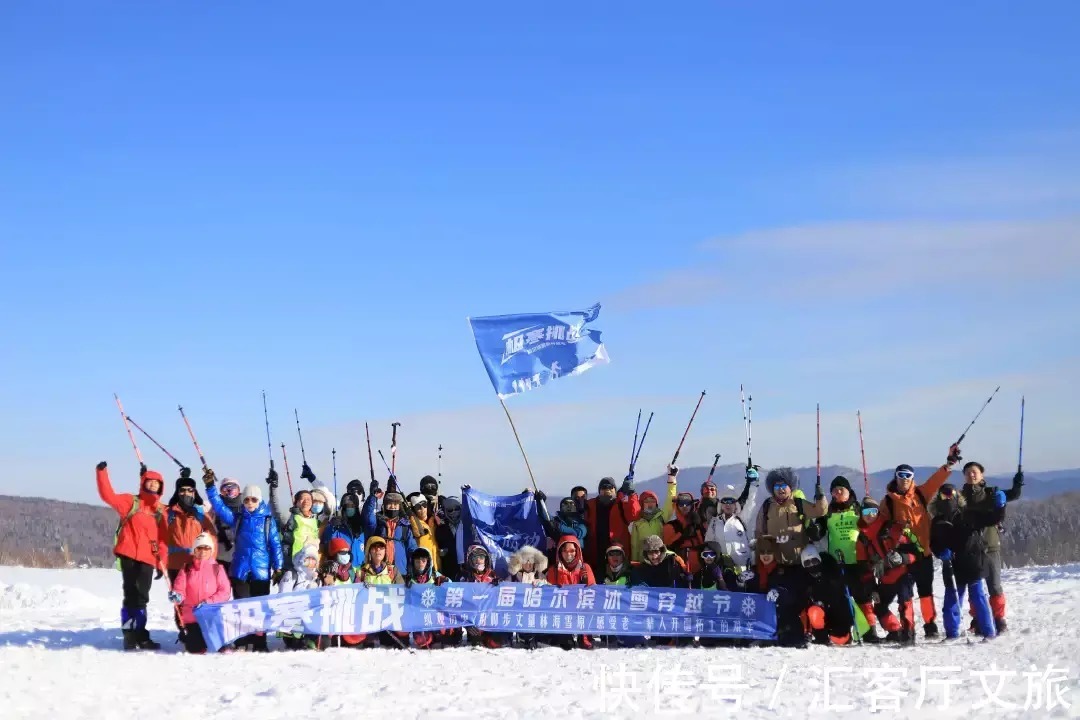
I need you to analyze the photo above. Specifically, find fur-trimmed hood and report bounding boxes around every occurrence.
[507,545,549,575]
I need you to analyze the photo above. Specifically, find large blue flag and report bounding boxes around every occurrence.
[458,487,547,576]
[194,583,778,652]
[467,303,610,399]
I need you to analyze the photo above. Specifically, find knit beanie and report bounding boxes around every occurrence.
[191,532,215,552]
[830,476,853,493]
[242,485,262,503]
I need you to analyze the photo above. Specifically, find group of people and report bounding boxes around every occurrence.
[95,438,1022,652]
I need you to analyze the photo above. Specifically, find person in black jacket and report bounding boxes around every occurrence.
[960,462,1022,633]
[435,496,462,581]
[630,535,691,588]
[930,483,1006,639]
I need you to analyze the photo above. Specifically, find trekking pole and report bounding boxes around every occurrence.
[632,412,654,471]
[706,453,721,486]
[390,422,401,475]
[332,448,338,498]
[954,386,1001,446]
[262,391,275,472]
[815,403,822,497]
[670,390,706,467]
[294,409,308,465]
[836,550,862,645]
[113,394,143,465]
[438,444,443,481]
[740,385,758,471]
[629,409,642,476]
[1018,396,1025,473]
[365,422,376,485]
[125,415,185,468]
[281,443,294,497]
[177,405,207,471]
[857,411,870,498]
[159,560,185,631]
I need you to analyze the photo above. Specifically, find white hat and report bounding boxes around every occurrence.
[192,532,215,552]
[243,485,263,503]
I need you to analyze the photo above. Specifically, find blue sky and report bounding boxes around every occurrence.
[2,2,1078,503]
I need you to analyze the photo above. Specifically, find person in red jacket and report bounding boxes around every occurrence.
[663,492,706,574]
[547,535,597,586]
[96,460,169,651]
[856,498,920,644]
[584,476,641,579]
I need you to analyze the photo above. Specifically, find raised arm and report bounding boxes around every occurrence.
[96,463,132,516]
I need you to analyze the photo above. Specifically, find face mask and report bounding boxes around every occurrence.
[446,511,460,524]
[344,507,357,518]
[384,507,399,518]
[178,495,195,510]
[641,505,659,518]
[312,503,325,514]
[335,553,350,565]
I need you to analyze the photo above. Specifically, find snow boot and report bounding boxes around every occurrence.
[995,617,1008,634]
[923,621,939,639]
[122,630,140,651]
[898,629,915,646]
[136,630,161,650]
[883,630,900,643]
[861,628,882,644]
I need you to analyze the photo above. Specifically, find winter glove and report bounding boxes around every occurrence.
[534,490,547,504]
[154,567,164,580]
[619,476,634,495]
[202,467,217,488]
[180,467,192,480]
[994,489,1007,508]
[271,569,284,584]
[871,559,885,580]
[386,474,399,493]
[300,463,316,483]
[766,589,779,603]
[938,549,953,562]
[96,461,107,471]
[461,484,472,491]
[140,462,147,477]
[266,468,279,489]
[1013,471,1024,487]
[167,591,183,604]
[736,569,755,585]
[885,551,903,569]
[369,479,381,497]
[346,479,365,498]
[814,484,825,502]
[745,466,759,483]
[668,465,679,478]
[947,443,962,467]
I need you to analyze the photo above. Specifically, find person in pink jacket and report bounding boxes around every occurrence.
[169,532,232,653]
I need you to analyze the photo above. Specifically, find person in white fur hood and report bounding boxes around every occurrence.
[506,545,548,585]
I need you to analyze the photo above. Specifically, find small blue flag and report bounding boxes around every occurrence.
[467,303,610,399]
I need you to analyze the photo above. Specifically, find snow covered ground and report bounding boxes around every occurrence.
[2,564,1080,719]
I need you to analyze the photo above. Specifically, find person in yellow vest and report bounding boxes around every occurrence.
[356,537,405,586]
[628,466,678,562]
[406,493,440,572]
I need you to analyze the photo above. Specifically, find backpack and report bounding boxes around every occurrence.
[762,496,824,543]
[113,498,165,571]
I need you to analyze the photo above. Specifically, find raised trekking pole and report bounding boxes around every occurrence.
[332,448,338,498]
[365,422,376,485]
[954,386,1001,447]
[281,443,294,497]
[113,394,143,466]
[632,411,654,471]
[857,411,870,498]
[125,416,185,468]
[1018,396,1025,473]
[177,405,207,471]
[294,408,308,465]
[629,409,642,476]
[670,390,706,467]
[740,384,758,471]
[390,422,401,475]
[706,453,722,486]
[438,444,443,481]
[262,391,275,472]
[816,403,822,497]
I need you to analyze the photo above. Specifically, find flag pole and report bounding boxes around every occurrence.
[498,397,538,493]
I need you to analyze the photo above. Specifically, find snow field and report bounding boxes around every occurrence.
[2,564,1080,719]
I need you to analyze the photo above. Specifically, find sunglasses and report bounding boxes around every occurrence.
[222,485,241,498]
[243,497,260,505]
[773,483,790,492]
[895,471,915,480]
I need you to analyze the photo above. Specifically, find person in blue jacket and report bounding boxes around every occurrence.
[204,468,283,652]
[322,489,366,570]
[360,478,417,577]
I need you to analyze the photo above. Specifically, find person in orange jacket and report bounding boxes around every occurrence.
[877,443,961,639]
[162,471,216,582]
[583,476,641,579]
[95,460,169,651]
[663,492,707,574]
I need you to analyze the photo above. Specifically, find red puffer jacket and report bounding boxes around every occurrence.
[547,535,597,586]
[97,466,169,568]
[856,513,919,586]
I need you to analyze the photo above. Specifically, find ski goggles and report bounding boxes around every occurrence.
[861,507,879,517]
[221,484,241,498]
[894,470,915,481]
[720,497,737,505]
[676,499,694,508]
[700,549,718,561]
[606,548,625,557]
[772,483,790,492]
